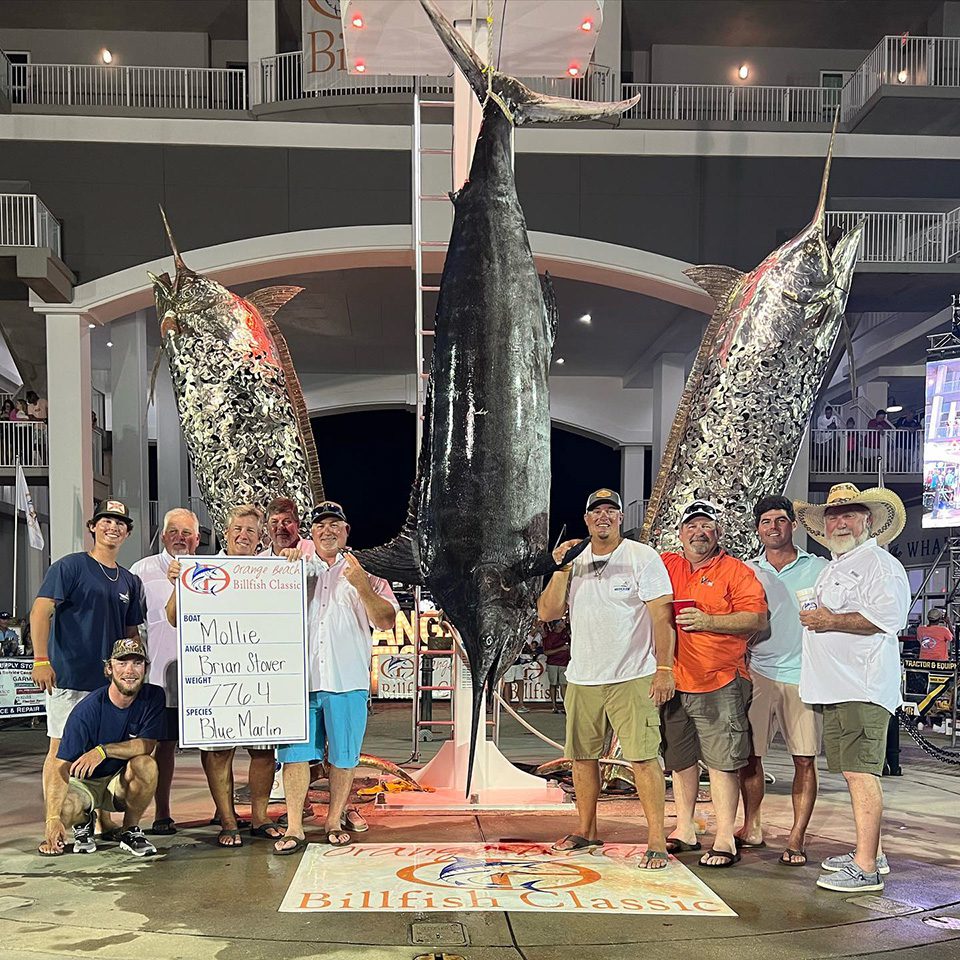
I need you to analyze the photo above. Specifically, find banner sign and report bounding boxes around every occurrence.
[0,658,45,717]
[176,557,309,748]
[302,0,347,92]
[280,842,736,915]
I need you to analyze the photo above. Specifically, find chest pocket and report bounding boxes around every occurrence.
[819,571,858,612]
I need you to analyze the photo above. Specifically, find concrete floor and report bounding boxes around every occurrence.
[1,703,959,960]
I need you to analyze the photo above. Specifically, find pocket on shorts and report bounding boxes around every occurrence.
[857,733,884,771]
[728,713,751,765]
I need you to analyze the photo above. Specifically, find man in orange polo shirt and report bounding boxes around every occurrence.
[660,499,767,868]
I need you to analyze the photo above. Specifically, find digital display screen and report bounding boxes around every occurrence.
[922,357,960,527]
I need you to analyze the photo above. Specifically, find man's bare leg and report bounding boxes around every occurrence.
[700,769,740,865]
[736,754,765,845]
[38,786,89,855]
[783,755,818,860]
[275,761,310,852]
[667,764,700,846]
[845,771,883,874]
[201,748,240,846]
[247,748,280,836]
[153,740,176,823]
[325,765,355,843]
[555,759,601,847]
[116,755,159,828]
[632,758,667,867]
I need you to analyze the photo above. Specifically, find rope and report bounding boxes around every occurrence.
[481,0,514,123]
[897,709,960,765]
[494,691,565,752]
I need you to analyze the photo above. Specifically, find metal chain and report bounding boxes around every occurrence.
[897,709,960,765]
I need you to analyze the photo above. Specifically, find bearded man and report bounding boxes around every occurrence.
[794,484,909,894]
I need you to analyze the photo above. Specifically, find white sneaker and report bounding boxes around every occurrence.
[118,826,157,858]
[72,812,96,854]
[821,851,889,875]
[517,706,531,714]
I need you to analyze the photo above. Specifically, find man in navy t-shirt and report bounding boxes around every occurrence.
[39,637,163,858]
[29,499,146,828]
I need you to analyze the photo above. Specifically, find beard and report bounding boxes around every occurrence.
[826,528,872,555]
[111,672,144,697]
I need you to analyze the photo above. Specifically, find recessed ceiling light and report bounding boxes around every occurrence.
[106,341,113,347]
[101,49,113,64]
[738,64,749,80]
[579,313,592,324]
[556,357,565,365]
[886,404,903,413]
[88,322,96,329]
[351,14,364,28]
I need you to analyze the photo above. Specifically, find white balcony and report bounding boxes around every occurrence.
[825,209,960,264]
[9,62,248,111]
[0,194,63,259]
[810,427,923,476]
[0,421,49,468]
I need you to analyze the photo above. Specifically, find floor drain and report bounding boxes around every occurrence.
[410,921,468,946]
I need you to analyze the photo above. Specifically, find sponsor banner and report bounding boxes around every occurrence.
[375,654,553,701]
[0,658,45,717]
[176,557,309,748]
[280,842,736,915]
[302,0,347,92]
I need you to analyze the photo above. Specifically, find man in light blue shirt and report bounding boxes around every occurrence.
[736,495,828,867]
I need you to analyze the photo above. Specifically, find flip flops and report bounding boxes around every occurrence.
[639,850,670,870]
[699,848,741,868]
[249,822,284,839]
[326,830,352,846]
[551,835,604,852]
[148,818,177,836]
[779,848,808,866]
[272,835,307,856]
[665,838,701,854]
[734,836,766,849]
[216,828,243,849]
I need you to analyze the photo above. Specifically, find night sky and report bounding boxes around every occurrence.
[311,410,622,549]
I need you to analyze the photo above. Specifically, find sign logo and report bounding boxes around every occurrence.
[181,563,232,595]
[380,655,415,682]
[397,852,600,892]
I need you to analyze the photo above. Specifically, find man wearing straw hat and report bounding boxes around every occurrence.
[794,483,909,893]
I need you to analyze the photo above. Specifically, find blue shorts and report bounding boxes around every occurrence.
[277,690,368,768]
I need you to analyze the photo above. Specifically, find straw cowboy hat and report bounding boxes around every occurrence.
[794,482,906,548]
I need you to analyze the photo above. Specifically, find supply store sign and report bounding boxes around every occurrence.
[0,659,45,717]
[176,557,309,748]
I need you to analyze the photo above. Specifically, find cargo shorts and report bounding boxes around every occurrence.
[661,675,752,773]
[819,700,890,775]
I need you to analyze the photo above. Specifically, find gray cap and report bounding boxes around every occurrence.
[585,488,623,512]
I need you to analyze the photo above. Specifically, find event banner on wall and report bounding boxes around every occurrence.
[176,557,309,749]
[302,0,347,92]
[0,659,45,717]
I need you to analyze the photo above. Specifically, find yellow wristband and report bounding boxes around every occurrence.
[33,659,51,666]
[656,665,674,672]
[95,745,107,760]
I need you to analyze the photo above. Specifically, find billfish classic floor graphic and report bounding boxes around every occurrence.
[279,842,736,915]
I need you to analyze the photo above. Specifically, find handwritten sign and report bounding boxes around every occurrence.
[176,556,309,748]
[0,659,45,717]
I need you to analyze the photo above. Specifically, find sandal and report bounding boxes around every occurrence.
[639,850,669,870]
[699,848,741,868]
[551,835,603,852]
[272,835,307,856]
[341,809,368,832]
[249,822,283,839]
[216,828,243,849]
[326,830,352,846]
[734,836,766,849]
[779,848,808,866]
[665,838,701,854]
[210,815,250,828]
[148,818,177,836]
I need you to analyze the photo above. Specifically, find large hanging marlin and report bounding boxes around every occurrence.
[641,119,863,556]
[149,211,323,542]
[354,0,639,793]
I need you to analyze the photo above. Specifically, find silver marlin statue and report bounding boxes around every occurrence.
[642,120,863,555]
[149,210,324,541]
[354,0,638,793]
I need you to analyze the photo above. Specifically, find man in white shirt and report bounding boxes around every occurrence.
[794,483,909,894]
[815,405,840,469]
[130,507,200,834]
[273,501,398,855]
[539,488,676,870]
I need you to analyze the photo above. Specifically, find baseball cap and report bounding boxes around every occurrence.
[585,489,623,512]
[929,607,946,622]
[679,499,722,526]
[310,501,348,524]
[0,611,10,619]
[107,637,148,661]
[91,499,134,529]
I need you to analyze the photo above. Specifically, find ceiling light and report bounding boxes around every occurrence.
[580,19,593,32]
[738,64,749,80]
[556,357,565,365]
[88,322,96,329]
[897,69,908,83]
[355,61,366,73]
[106,340,113,348]
[579,313,592,324]
[567,64,580,77]
[351,14,364,28]
[100,49,113,64]
[886,404,903,413]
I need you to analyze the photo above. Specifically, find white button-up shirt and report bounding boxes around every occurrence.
[129,550,179,706]
[305,552,399,693]
[799,538,910,714]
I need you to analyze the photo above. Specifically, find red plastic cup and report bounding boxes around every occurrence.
[672,599,697,630]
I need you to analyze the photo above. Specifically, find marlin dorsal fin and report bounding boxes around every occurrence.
[247,285,304,324]
[684,265,745,309]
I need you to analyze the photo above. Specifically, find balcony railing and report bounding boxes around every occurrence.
[10,62,247,111]
[0,422,49,467]
[841,35,960,121]
[811,428,923,475]
[621,82,840,124]
[825,208,960,263]
[0,194,63,258]
[623,499,649,531]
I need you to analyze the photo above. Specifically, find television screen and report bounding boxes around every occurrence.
[922,357,960,527]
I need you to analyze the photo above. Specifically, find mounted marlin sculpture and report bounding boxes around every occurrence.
[354,0,639,794]
[149,210,323,542]
[641,116,863,556]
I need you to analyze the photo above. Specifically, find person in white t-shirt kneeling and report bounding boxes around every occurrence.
[538,488,676,870]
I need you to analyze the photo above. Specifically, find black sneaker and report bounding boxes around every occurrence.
[118,826,157,857]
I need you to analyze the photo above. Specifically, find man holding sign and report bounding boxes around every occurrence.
[273,501,398,855]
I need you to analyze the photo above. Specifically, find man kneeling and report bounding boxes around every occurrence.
[39,638,164,858]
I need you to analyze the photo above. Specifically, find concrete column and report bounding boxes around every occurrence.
[155,361,190,522]
[46,312,93,560]
[620,443,647,532]
[783,429,811,551]
[652,353,687,477]
[592,0,622,85]
[110,311,150,565]
[247,0,278,105]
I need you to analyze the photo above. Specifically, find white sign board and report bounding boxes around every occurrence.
[0,659,45,717]
[176,557,309,748]
[302,0,347,92]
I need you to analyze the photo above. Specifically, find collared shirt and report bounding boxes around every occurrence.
[265,537,316,559]
[799,538,910,713]
[130,550,180,705]
[748,548,829,685]
[305,552,399,693]
[661,549,767,694]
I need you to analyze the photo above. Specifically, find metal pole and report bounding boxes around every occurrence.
[12,457,19,618]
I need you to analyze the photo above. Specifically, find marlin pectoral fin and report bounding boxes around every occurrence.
[512,89,642,126]
[353,534,424,586]
[246,286,305,324]
[684,265,745,308]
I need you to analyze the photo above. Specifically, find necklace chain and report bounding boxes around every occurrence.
[93,555,120,583]
[591,538,622,579]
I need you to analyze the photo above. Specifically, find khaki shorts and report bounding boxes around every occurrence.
[70,770,125,812]
[546,664,567,686]
[565,675,662,762]
[661,676,752,773]
[748,672,822,758]
[820,701,890,775]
